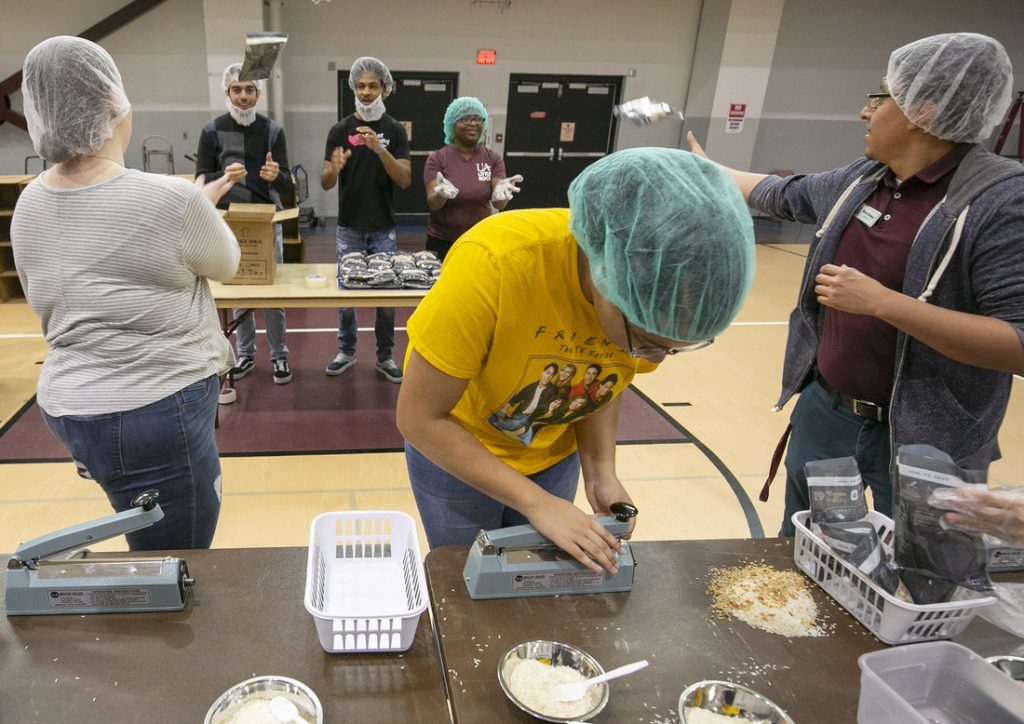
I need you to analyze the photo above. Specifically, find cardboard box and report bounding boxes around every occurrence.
[220,203,299,285]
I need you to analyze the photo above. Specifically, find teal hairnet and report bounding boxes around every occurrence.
[888,33,1012,143]
[568,148,755,341]
[443,96,489,144]
[348,56,393,96]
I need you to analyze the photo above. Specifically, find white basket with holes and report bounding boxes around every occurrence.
[792,510,995,645]
[303,511,428,653]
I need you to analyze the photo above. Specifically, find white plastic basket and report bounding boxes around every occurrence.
[792,510,995,645]
[303,511,428,653]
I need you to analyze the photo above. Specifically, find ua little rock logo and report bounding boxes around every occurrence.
[477,163,492,182]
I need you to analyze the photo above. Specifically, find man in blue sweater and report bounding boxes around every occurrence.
[692,33,1024,535]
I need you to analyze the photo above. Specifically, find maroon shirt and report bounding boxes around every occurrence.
[817,144,971,403]
[424,144,506,242]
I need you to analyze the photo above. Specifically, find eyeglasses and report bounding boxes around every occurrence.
[457,116,484,126]
[865,92,892,110]
[622,313,714,360]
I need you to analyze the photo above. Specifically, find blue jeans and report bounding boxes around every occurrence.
[336,226,396,361]
[40,375,223,551]
[234,225,287,361]
[779,378,892,536]
[406,443,581,548]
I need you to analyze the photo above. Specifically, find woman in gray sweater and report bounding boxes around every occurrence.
[12,36,240,550]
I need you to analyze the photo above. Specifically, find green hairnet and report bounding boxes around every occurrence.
[443,96,489,144]
[568,148,755,341]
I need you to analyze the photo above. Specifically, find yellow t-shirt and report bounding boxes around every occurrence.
[406,208,651,475]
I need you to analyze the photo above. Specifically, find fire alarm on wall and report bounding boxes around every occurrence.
[476,49,496,65]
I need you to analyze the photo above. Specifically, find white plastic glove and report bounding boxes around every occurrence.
[491,174,524,203]
[433,172,459,199]
[929,485,1024,547]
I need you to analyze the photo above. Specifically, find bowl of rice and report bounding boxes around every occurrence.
[498,640,610,722]
[204,675,323,724]
[679,680,793,724]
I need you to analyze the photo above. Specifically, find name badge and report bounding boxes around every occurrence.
[854,204,882,227]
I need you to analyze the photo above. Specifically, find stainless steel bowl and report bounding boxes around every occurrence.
[498,640,610,722]
[204,675,323,724]
[679,680,794,724]
[986,655,1024,682]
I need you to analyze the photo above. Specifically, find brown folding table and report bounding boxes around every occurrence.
[424,538,1022,723]
[1,547,448,723]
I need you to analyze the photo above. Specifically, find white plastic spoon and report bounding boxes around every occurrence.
[270,696,301,723]
[554,659,650,702]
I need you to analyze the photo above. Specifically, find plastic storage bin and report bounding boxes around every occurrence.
[303,511,428,653]
[857,641,1024,723]
[792,510,994,645]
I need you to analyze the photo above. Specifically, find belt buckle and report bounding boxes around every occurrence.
[852,398,882,423]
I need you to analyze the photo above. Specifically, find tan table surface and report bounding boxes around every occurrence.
[425,538,1022,723]
[209,263,428,309]
[1,546,448,723]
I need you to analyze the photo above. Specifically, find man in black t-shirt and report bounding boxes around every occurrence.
[196,63,295,385]
[321,56,412,383]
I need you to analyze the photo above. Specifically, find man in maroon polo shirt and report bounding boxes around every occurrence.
[691,32,1024,536]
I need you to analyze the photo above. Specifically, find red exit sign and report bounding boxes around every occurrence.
[476,49,496,65]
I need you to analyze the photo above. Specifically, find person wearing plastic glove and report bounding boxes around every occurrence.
[929,487,1024,547]
[689,32,1024,537]
[397,148,755,572]
[196,62,295,385]
[423,96,522,261]
[12,37,240,550]
[321,57,411,383]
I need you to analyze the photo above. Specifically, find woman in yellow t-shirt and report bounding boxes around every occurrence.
[397,148,756,572]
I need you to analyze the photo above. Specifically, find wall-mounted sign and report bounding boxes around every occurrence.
[529,111,547,119]
[726,103,746,134]
[476,49,496,65]
[560,122,576,142]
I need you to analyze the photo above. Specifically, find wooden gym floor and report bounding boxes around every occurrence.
[2,228,1022,555]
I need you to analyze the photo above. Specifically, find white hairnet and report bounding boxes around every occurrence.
[568,148,755,341]
[348,56,393,96]
[887,33,1013,143]
[22,36,131,164]
[222,62,265,93]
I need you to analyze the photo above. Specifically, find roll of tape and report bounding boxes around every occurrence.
[305,273,329,289]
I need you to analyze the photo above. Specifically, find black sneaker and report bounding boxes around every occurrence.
[230,356,255,380]
[272,358,293,385]
[376,358,403,383]
[326,352,356,376]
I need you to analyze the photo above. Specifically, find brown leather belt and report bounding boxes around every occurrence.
[817,376,889,424]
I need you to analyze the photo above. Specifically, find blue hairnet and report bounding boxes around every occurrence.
[443,96,489,144]
[222,62,265,93]
[22,36,131,164]
[888,33,1013,143]
[568,148,755,341]
[348,56,393,96]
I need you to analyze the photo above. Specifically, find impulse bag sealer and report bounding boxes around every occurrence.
[463,502,638,600]
[5,490,195,615]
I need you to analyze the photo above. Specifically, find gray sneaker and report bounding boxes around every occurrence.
[326,352,356,376]
[376,358,403,383]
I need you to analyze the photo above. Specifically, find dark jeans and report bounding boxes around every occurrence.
[40,375,223,550]
[336,225,396,361]
[779,378,892,536]
[406,442,581,548]
[425,232,454,262]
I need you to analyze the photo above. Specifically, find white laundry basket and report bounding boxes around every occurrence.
[792,510,995,645]
[303,511,428,653]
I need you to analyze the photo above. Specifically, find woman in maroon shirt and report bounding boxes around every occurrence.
[423,96,522,260]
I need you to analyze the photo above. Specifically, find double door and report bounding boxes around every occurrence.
[503,74,622,208]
